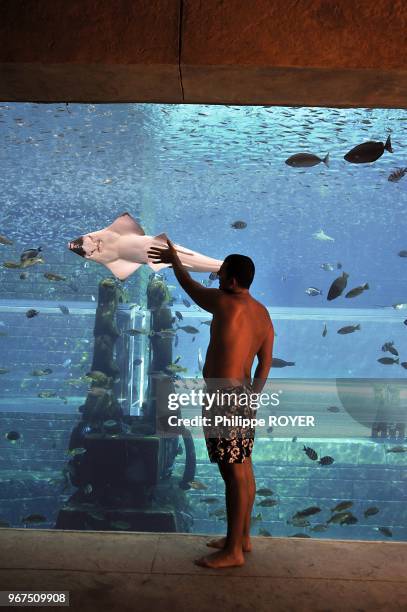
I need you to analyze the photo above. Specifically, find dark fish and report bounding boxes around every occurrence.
[344,135,392,163]
[364,506,379,517]
[182,298,191,308]
[19,272,28,280]
[322,324,327,337]
[22,514,47,524]
[38,391,57,398]
[250,512,263,524]
[175,311,183,321]
[377,357,399,365]
[200,497,219,505]
[293,506,321,518]
[398,250,407,257]
[231,220,247,229]
[110,521,131,530]
[20,246,42,263]
[327,405,340,413]
[0,234,13,245]
[400,362,407,368]
[331,501,353,513]
[125,328,149,336]
[67,280,79,292]
[5,430,20,441]
[303,445,318,461]
[44,272,66,281]
[26,309,39,318]
[177,325,199,334]
[258,529,272,536]
[327,272,349,301]
[0,368,10,374]
[340,514,358,525]
[385,446,407,453]
[200,320,211,326]
[256,488,274,497]
[257,498,278,507]
[381,341,398,356]
[318,455,334,465]
[388,168,407,182]
[3,261,21,269]
[31,368,52,376]
[310,524,328,532]
[376,526,392,537]
[327,511,353,525]
[272,358,295,368]
[285,152,329,167]
[209,508,227,519]
[337,324,360,334]
[133,358,143,366]
[404,320,407,326]
[345,283,369,298]
[58,304,70,315]
[188,480,208,490]
[289,533,311,538]
[292,436,298,443]
[209,272,218,280]
[287,517,310,528]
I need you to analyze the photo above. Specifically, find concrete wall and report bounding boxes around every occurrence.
[0,0,406,107]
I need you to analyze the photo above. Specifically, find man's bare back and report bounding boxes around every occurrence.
[203,292,273,386]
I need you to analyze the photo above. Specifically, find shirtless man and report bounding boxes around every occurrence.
[148,240,274,569]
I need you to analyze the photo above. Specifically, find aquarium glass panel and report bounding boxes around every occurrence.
[0,103,406,541]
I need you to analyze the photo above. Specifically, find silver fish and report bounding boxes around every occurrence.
[198,347,204,372]
[305,287,322,296]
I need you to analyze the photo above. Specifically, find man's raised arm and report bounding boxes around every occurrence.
[147,239,222,313]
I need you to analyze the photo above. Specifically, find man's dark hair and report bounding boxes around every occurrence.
[223,254,255,288]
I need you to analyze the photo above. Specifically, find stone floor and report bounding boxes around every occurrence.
[0,529,406,612]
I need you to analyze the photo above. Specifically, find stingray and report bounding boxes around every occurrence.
[68,212,223,281]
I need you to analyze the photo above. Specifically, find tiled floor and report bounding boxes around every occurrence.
[0,529,406,611]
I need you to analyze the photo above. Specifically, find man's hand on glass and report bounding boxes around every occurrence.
[148,238,180,266]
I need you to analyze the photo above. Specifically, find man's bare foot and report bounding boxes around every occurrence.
[206,536,252,552]
[195,549,245,568]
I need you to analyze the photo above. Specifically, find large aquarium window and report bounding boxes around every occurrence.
[0,103,406,541]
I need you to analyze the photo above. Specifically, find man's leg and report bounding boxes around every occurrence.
[206,458,254,552]
[195,463,247,568]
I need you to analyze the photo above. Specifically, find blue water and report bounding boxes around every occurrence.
[0,103,406,540]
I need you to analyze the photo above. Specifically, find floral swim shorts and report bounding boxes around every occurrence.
[201,384,256,464]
